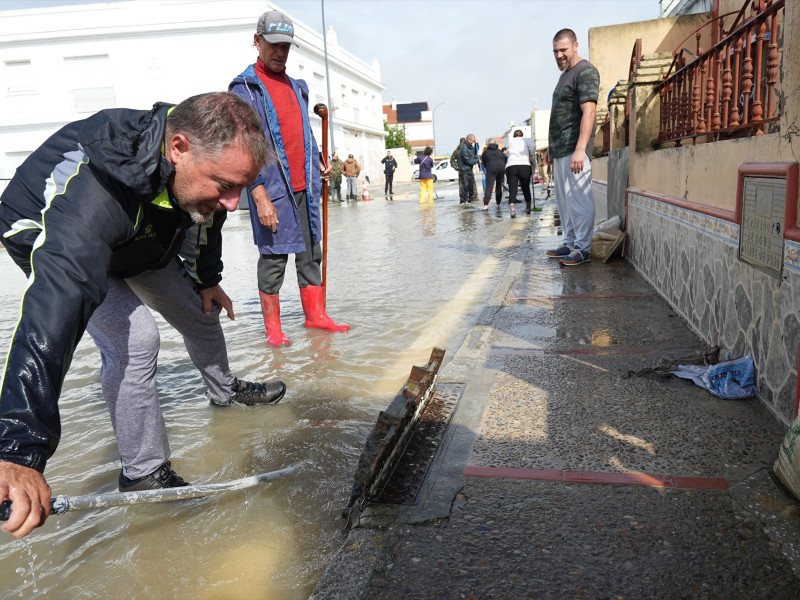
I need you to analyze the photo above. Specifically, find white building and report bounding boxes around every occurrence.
[0,0,386,187]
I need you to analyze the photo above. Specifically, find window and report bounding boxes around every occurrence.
[64,54,116,113]
[4,60,34,94]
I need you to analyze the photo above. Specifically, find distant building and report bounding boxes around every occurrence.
[383,100,434,156]
[0,0,386,186]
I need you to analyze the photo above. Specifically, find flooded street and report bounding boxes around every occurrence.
[0,181,527,599]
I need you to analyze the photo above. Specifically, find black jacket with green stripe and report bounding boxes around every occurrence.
[0,103,225,472]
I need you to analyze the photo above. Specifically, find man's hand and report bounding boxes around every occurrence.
[252,185,278,232]
[320,160,332,180]
[200,285,235,320]
[0,462,51,539]
[544,149,552,166]
[570,149,587,174]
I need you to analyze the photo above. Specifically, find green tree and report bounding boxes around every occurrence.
[384,122,412,154]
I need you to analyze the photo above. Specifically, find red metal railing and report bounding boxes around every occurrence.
[625,39,642,149]
[599,39,640,157]
[657,0,784,146]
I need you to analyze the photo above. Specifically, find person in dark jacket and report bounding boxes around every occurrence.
[480,139,507,210]
[380,150,398,195]
[229,10,349,346]
[0,92,286,539]
[457,134,478,204]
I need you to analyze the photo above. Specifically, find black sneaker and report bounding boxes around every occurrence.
[118,461,189,492]
[209,378,286,407]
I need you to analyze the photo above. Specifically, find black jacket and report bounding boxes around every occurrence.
[0,104,226,472]
[380,155,397,174]
[481,143,507,172]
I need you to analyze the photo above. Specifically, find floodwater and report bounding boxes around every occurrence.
[0,181,523,599]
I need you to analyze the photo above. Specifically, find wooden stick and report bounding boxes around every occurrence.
[313,103,329,308]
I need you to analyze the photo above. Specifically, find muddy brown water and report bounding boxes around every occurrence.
[0,184,525,599]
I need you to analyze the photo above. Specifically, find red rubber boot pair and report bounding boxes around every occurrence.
[259,286,349,346]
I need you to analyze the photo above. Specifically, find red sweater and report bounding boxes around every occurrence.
[255,59,306,192]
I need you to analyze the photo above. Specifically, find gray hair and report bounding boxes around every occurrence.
[166,92,268,168]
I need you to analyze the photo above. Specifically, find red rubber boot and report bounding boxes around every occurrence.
[259,292,290,346]
[299,285,350,332]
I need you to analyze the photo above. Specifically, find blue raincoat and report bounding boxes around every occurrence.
[229,65,322,255]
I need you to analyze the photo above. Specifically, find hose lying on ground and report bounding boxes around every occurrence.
[0,464,301,520]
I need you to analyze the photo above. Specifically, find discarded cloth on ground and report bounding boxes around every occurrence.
[672,353,757,400]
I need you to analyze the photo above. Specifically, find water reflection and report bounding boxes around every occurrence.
[0,187,520,599]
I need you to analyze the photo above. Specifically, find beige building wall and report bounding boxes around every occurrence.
[628,2,798,217]
[589,14,712,108]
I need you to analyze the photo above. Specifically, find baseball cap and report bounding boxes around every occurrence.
[257,10,295,45]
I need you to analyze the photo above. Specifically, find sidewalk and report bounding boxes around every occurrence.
[311,191,800,599]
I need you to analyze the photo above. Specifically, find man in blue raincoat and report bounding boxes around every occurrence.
[229,10,349,346]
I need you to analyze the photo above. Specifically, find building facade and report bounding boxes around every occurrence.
[0,0,386,188]
[590,0,798,426]
[382,100,434,156]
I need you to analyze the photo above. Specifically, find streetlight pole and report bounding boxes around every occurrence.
[432,102,445,155]
[321,0,335,155]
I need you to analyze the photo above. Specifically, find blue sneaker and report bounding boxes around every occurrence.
[559,249,591,266]
[545,244,571,258]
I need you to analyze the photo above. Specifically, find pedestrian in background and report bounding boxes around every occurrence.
[544,28,599,266]
[451,137,465,201]
[505,129,536,216]
[229,9,349,346]
[330,152,343,202]
[458,134,478,204]
[414,146,435,204]
[380,150,397,196]
[343,154,361,201]
[480,138,507,212]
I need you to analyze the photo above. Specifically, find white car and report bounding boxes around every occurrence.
[431,160,458,182]
[414,159,458,182]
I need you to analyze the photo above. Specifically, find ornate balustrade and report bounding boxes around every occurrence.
[656,0,784,147]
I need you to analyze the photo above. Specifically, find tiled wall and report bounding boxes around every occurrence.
[626,191,800,425]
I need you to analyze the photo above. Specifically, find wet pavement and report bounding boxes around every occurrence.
[310,191,800,599]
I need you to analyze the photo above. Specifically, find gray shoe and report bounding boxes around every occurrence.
[209,378,286,407]
[118,461,188,492]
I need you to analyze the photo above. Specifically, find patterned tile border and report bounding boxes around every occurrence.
[628,192,739,245]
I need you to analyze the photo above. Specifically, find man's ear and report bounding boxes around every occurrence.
[165,133,191,165]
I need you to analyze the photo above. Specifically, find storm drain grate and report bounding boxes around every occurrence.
[374,382,464,505]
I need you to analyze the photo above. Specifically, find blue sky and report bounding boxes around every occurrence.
[0,0,661,151]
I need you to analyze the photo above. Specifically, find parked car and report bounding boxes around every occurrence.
[414,159,459,182]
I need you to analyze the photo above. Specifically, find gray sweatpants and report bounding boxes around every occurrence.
[86,259,235,479]
[552,155,595,253]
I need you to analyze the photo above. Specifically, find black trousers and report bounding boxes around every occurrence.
[483,168,505,204]
[384,171,394,193]
[505,164,532,205]
[459,169,475,203]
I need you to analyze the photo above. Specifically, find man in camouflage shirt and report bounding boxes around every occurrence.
[544,28,600,266]
[330,153,343,202]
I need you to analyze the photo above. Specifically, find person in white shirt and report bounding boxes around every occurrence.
[504,130,537,215]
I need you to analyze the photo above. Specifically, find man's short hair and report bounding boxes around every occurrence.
[513,130,524,138]
[166,92,268,168]
[553,28,577,44]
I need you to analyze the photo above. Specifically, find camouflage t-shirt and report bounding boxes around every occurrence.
[548,59,600,159]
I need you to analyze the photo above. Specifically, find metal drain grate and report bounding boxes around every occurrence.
[374,382,465,505]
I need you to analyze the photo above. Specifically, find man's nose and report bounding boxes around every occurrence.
[219,193,240,212]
